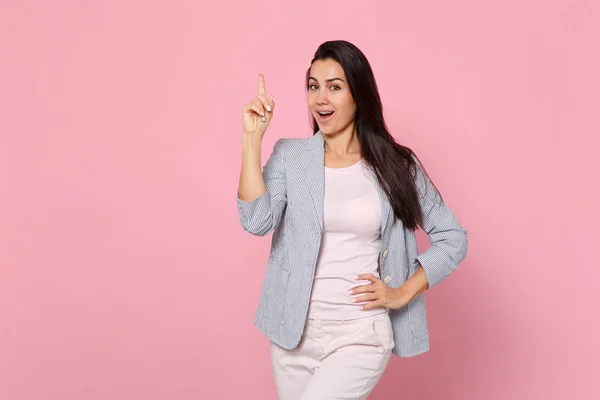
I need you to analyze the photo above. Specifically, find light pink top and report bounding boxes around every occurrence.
[307,158,388,320]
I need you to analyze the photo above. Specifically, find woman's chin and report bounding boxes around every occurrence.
[319,126,332,135]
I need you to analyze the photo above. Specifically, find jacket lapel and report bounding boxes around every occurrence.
[302,132,325,230]
[374,179,392,238]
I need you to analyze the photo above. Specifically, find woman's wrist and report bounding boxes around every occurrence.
[242,132,263,147]
[391,267,429,309]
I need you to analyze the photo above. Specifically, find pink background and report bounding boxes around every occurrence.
[1,1,599,399]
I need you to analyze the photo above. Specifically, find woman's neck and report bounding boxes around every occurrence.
[323,126,360,157]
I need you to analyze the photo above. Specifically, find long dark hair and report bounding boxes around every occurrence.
[306,40,441,230]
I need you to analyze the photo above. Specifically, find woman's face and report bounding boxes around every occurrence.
[307,59,357,136]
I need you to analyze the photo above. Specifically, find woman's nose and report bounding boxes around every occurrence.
[316,91,329,105]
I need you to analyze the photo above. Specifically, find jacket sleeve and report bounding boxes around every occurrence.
[413,157,468,289]
[236,139,287,236]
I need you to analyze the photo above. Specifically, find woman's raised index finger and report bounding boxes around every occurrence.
[258,73,266,95]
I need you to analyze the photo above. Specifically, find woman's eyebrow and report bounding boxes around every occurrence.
[309,77,345,83]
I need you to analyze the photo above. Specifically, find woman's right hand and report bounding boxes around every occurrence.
[242,73,275,138]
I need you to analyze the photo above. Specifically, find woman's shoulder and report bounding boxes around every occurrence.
[273,135,313,153]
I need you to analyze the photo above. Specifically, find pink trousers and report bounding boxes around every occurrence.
[270,312,395,400]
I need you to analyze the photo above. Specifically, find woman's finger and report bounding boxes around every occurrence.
[258,73,266,96]
[257,94,273,113]
[243,101,264,117]
[248,100,266,122]
[253,99,266,115]
[243,99,264,115]
[352,293,378,303]
[348,283,375,295]
[361,299,385,311]
[242,102,266,122]
[356,274,379,284]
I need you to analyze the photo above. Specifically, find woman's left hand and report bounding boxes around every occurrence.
[349,274,408,311]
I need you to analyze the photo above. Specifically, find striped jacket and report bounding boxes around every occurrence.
[236,131,468,357]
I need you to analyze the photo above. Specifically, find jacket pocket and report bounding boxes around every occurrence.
[257,262,291,334]
[409,296,429,338]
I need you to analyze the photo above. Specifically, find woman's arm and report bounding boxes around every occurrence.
[237,138,287,236]
[236,74,286,236]
[412,158,469,290]
[238,134,267,202]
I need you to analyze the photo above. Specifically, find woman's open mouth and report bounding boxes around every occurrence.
[317,111,335,123]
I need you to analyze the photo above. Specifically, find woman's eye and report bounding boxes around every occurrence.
[310,84,318,90]
[330,85,341,91]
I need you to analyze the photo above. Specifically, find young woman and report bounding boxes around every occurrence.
[237,40,468,400]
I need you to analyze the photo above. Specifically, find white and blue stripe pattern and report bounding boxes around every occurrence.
[237,131,468,358]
